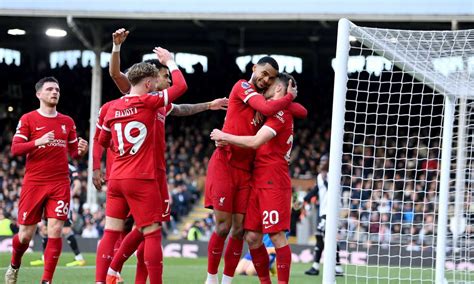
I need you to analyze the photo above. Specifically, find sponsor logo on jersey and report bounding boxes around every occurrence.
[241,81,251,89]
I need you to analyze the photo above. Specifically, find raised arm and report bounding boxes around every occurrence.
[109,28,131,94]
[210,127,274,150]
[153,47,188,105]
[241,79,297,116]
[287,102,308,119]
[169,97,228,116]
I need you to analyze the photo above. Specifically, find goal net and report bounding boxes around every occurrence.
[324,19,474,283]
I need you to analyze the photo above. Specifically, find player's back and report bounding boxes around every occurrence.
[254,109,294,188]
[102,95,160,180]
[221,80,260,170]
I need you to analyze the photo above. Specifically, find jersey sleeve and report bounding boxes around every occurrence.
[232,80,293,116]
[165,104,174,116]
[93,103,109,170]
[261,111,287,137]
[287,102,308,119]
[13,114,31,142]
[145,69,188,110]
[11,114,36,156]
[67,118,79,159]
[99,110,112,148]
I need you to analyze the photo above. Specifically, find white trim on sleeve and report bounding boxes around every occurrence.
[102,125,111,132]
[166,104,175,116]
[14,134,28,141]
[163,89,169,106]
[261,125,277,136]
[68,138,78,144]
[95,123,102,129]
[243,92,259,104]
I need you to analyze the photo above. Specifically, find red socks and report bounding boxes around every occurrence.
[96,229,121,282]
[223,237,243,277]
[110,228,144,272]
[135,242,148,284]
[275,245,292,284]
[10,234,29,268]
[144,229,163,284]
[42,237,62,282]
[207,232,226,274]
[250,244,271,284]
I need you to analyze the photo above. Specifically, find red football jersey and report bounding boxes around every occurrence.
[155,104,174,171]
[253,109,294,189]
[12,110,78,184]
[221,80,261,171]
[99,93,168,180]
[93,99,119,180]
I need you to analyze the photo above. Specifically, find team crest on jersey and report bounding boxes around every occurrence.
[241,81,251,89]
[61,124,67,134]
[219,197,225,207]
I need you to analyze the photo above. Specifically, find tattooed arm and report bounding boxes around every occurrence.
[169,97,228,117]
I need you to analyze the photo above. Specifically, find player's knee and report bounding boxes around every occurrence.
[245,232,262,249]
[215,222,231,237]
[269,232,288,248]
[48,223,63,238]
[18,232,33,244]
[230,225,245,240]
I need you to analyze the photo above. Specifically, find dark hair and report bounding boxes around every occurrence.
[144,59,168,70]
[276,72,296,89]
[256,56,279,71]
[35,77,59,92]
[127,62,159,86]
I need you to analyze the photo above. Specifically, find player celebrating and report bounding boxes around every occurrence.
[304,155,344,277]
[5,77,88,284]
[210,73,302,284]
[92,28,228,284]
[205,56,297,284]
[97,49,187,284]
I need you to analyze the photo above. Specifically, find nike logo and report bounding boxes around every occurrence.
[264,225,274,229]
[36,127,45,131]
[162,213,170,217]
[233,252,241,256]
[211,250,221,255]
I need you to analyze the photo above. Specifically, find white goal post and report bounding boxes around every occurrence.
[324,18,474,283]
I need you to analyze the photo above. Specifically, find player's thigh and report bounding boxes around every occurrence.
[106,179,130,220]
[205,159,236,213]
[232,167,251,214]
[243,190,262,233]
[123,179,162,228]
[156,171,170,222]
[44,182,71,221]
[18,184,48,225]
[260,187,292,234]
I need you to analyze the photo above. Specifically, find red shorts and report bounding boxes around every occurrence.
[205,148,251,214]
[106,179,162,228]
[244,187,292,233]
[18,181,70,225]
[157,170,170,222]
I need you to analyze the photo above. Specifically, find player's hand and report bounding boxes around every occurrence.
[209,98,228,110]
[153,47,174,66]
[35,130,55,146]
[112,28,129,46]
[77,137,88,156]
[287,79,297,100]
[92,169,104,191]
[253,111,264,125]
[210,129,226,142]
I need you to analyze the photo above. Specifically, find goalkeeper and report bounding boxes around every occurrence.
[304,155,343,276]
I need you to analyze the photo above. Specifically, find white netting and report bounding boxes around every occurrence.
[331,23,474,283]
